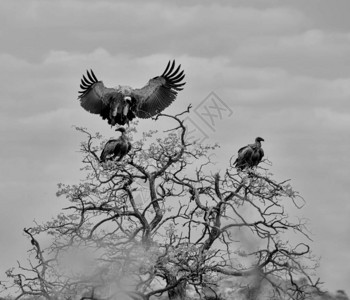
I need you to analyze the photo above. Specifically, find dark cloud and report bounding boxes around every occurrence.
[0,1,305,61]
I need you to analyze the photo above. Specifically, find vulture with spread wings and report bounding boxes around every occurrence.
[78,60,186,126]
[100,127,131,163]
[233,137,265,170]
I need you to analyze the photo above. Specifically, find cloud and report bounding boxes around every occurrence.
[233,29,350,77]
[1,0,350,293]
[0,0,306,60]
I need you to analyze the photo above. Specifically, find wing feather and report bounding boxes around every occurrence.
[131,60,186,118]
[78,69,112,115]
[259,148,264,160]
[234,145,255,170]
[240,146,254,160]
[162,60,173,76]
[100,137,132,162]
[100,139,118,162]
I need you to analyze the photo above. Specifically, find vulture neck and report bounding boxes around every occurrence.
[119,132,129,142]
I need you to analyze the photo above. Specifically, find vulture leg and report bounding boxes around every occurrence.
[112,103,120,117]
[123,103,129,116]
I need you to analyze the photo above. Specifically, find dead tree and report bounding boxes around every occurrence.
[2,108,321,300]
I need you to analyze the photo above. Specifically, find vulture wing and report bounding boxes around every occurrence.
[237,145,249,155]
[100,138,131,162]
[259,148,264,159]
[100,139,119,162]
[234,145,254,170]
[78,70,114,115]
[239,145,254,159]
[251,148,264,167]
[131,60,186,118]
[257,148,264,164]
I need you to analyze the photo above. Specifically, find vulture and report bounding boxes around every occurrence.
[100,127,131,163]
[233,137,265,170]
[78,60,186,126]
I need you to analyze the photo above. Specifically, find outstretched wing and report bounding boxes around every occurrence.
[78,69,114,115]
[131,60,186,118]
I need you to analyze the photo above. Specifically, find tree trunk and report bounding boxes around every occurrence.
[166,274,187,300]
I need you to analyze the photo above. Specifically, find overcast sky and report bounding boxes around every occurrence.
[0,0,349,294]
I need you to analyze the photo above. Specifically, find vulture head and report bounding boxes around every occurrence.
[78,60,186,127]
[115,127,127,133]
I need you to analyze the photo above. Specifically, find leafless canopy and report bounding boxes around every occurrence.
[3,108,321,300]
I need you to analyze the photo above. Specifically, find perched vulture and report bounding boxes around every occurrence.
[100,127,131,163]
[233,137,265,170]
[78,60,186,126]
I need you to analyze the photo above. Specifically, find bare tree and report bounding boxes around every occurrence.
[2,108,321,300]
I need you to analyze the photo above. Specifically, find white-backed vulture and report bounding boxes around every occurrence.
[100,127,131,163]
[233,137,265,170]
[78,60,185,126]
